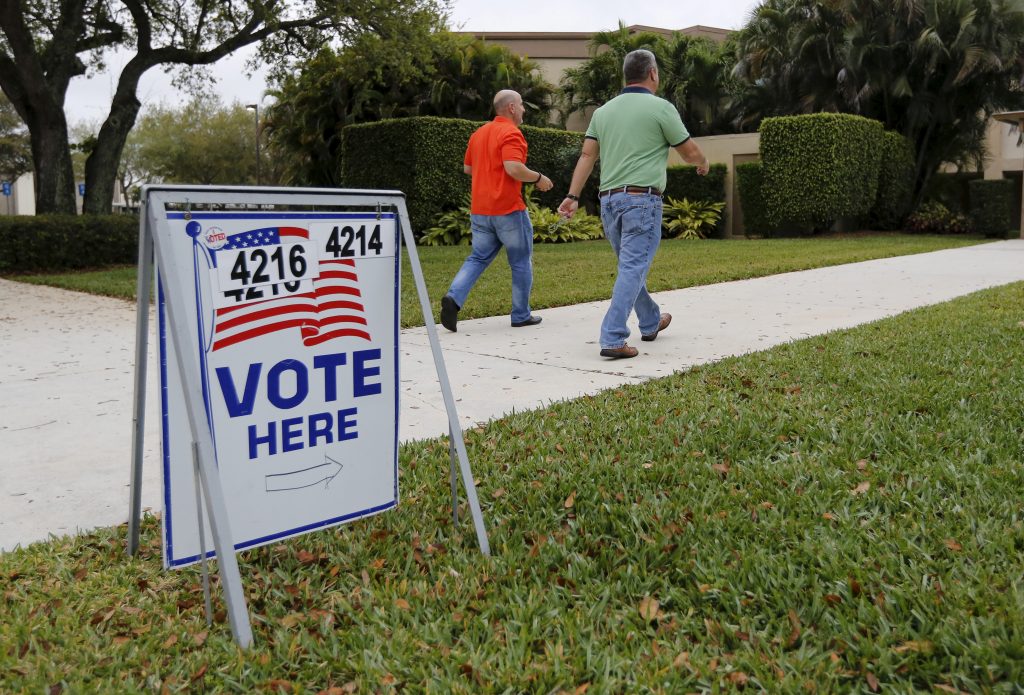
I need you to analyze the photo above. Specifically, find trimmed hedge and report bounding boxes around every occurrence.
[869,131,915,230]
[760,113,884,229]
[969,179,1015,238]
[0,214,139,273]
[735,161,778,237]
[664,163,727,237]
[340,117,476,233]
[925,172,982,213]
[339,116,596,233]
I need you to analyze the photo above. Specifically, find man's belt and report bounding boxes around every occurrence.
[598,185,662,198]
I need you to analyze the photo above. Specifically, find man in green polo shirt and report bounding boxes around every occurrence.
[558,49,709,359]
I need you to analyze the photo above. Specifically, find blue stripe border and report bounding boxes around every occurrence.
[160,212,401,567]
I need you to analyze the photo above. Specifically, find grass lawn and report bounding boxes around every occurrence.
[2,281,1022,692]
[6,234,989,327]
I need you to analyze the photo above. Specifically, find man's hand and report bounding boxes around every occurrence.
[696,158,710,176]
[535,174,553,192]
[557,198,579,219]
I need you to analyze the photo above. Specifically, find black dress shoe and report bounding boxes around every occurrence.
[440,295,460,332]
[511,316,542,327]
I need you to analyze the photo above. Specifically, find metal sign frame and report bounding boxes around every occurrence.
[127,184,490,648]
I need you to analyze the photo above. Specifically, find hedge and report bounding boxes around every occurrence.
[735,161,778,237]
[339,116,596,233]
[760,113,884,229]
[0,214,139,273]
[869,131,915,230]
[968,179,1015,238]
[926,172,983,213]
[664,163,727,237]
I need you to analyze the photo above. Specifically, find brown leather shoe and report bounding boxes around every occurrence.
[641,313,672,342]
[600,344,639,359]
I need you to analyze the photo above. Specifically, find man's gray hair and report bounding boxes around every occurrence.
[623,49,657,84]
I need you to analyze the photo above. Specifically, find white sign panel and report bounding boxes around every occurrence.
[157,211,399,568]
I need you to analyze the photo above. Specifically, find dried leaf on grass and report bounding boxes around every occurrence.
[638,596,659,621]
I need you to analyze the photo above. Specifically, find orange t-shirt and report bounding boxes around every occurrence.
[464,116,528,215]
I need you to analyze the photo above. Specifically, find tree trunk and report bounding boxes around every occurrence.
[83,85,143,215]
[29,108,77,214]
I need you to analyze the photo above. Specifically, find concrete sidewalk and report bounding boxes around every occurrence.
[2,240,1023,552]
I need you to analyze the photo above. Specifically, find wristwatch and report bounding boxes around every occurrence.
[565,194,579,202]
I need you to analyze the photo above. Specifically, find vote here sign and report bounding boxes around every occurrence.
[158,212,399,568]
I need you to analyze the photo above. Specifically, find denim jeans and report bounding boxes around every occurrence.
[599,191,663,348]
[446,209,535,323]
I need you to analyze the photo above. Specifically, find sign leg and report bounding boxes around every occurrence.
[128,215,154,556]
[149,204,254,647]
[449,425,459,525]
[192,443,213,626]
[398,211,490,556]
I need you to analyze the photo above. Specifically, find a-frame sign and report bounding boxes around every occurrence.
[127,185,489,647]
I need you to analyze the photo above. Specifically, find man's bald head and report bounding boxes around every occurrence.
[493,90,525,125]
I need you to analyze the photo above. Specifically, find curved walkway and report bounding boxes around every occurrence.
[2,240,1023,551]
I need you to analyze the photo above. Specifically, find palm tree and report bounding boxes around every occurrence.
[730,0,1024,204]
[558,23,668,125]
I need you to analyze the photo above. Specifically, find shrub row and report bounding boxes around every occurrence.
[968,179,1014,237]
[340,117,597,233]
[760,113,884,230]
[0,214,139,273]
[735,162,778,237]
[341,117,730,238]
[664,164,727,236]
[870,130,915,231]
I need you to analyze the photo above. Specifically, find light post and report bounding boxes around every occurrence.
[245,103,261,186]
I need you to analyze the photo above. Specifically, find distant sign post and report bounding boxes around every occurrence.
[127,185,490,648]
[2,181,9,216]
[78,183,85,197]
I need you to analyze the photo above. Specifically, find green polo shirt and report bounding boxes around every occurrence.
[585,87,689,192]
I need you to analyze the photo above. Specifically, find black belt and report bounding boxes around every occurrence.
[598,185,662,198]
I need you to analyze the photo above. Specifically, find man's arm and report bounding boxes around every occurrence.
[675,139,710,176]
[557,138,600,218]
[503,160,552,191]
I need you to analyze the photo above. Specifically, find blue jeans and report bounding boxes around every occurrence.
[446,209,535,324]
[599,192,663,348]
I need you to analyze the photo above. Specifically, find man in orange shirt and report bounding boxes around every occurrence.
[440,90,553,332]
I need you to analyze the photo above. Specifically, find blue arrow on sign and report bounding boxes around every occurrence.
[2,182,10,196]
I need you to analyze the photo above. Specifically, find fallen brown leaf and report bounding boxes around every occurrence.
[563,491,576,509]
[638,596,659,622]
[726,671,749,686]
[851,481,871,495]
[787,609,801,648]
[944,538,962,552]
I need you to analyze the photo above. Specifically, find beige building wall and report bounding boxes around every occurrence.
[983,120,1024,179]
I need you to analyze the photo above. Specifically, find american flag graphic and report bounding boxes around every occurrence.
[208,226,372,352]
